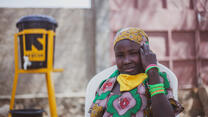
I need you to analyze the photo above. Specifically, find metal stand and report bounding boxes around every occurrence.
[8,30,63,117]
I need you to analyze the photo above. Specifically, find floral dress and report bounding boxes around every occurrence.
[89,70,183,117]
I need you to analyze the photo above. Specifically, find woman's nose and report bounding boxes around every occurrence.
[123,56,131,64]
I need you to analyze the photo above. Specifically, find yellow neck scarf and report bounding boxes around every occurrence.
[117,73,148,91]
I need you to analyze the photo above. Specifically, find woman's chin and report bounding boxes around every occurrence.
[122,70,139,75]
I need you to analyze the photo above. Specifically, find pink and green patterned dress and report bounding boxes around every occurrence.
[89,70,183,117]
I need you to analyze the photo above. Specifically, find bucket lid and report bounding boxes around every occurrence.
[16,15,57,28]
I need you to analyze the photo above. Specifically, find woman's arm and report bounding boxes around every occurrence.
[148,68,175,117]
[140,43,175,117]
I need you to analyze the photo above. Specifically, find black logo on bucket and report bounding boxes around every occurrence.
[20,33,46,62]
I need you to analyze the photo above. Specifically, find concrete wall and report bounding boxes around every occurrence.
[95,0,111,73]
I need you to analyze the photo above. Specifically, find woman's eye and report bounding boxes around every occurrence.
[116,54,123,58]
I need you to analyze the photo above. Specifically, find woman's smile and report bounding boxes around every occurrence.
[123,67,136,73]
[122,65,137,73]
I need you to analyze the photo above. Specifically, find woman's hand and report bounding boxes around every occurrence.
[140,44,175,117]
[140,43,160,83]
[139,43,157,70]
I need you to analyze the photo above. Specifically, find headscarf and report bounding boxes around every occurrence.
[113,27,149,47]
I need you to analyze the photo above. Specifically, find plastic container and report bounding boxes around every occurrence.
[16,15,57,69]
[10,109,44,117]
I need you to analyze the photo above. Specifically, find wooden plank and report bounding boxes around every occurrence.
[168,30,173,70]
[195,30,200,87]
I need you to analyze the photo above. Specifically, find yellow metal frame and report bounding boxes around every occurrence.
[9,29,63,117]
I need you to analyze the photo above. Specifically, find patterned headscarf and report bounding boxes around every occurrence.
[113,27,149,47]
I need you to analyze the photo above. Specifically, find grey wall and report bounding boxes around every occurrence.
[95,0,111,73]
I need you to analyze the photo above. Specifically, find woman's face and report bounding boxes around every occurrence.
[114,39,143,75]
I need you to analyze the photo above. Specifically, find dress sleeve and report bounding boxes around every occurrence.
[88,79,107,117]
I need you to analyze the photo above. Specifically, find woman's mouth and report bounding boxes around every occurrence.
[123,67,136,73]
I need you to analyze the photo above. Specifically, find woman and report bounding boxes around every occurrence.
[89,28,183,117]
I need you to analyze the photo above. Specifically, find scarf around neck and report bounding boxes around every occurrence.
[117,73,148,91]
